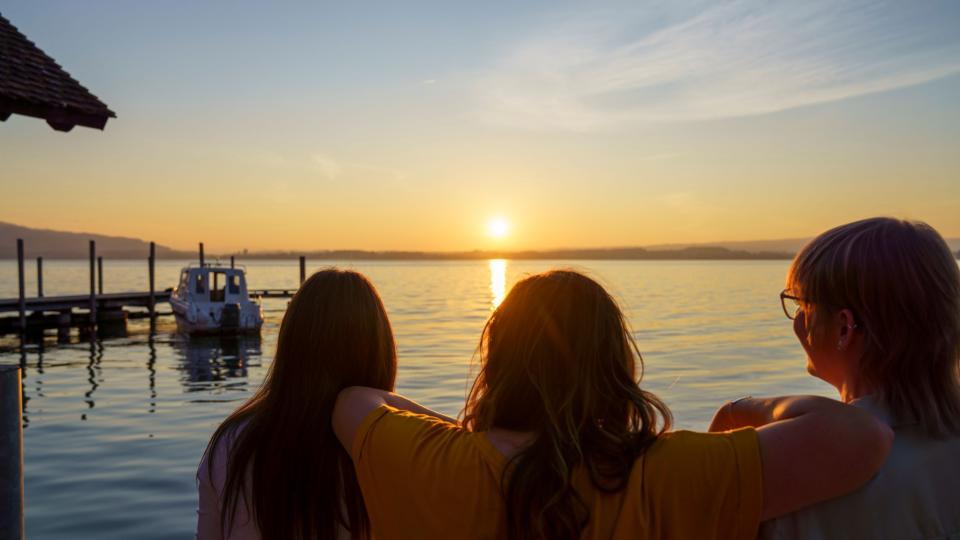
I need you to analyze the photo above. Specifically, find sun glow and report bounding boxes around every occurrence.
[487,217,510,238]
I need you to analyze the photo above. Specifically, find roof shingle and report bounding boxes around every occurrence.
[0,12,115,131]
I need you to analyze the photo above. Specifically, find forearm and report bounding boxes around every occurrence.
[382,392,458,424]
[710,395,842,431]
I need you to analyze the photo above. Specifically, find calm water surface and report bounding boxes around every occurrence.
[0,259,835,539]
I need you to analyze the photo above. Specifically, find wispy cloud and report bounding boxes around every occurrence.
[474,1,960,130]
[312,153,409,185]
[312,154,344,179]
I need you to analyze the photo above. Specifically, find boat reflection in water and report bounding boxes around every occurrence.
[170,334,263,392]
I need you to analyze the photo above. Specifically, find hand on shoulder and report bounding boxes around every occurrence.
[708,394,894,519]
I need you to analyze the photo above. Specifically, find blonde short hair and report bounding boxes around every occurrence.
[787,217,960,436]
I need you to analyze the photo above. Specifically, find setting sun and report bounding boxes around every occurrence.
[487,217,510,239]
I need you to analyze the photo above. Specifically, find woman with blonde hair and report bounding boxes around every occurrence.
[334,269,893,539]
[739,217,960,539]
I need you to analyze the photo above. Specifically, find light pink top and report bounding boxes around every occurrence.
[196,426,260,540]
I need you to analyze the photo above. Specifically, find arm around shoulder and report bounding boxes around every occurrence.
[720,396,894,520]
[332,387,457,459]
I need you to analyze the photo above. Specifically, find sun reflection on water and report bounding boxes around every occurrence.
[489,259,507,309]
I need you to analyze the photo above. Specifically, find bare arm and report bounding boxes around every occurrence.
[709,395,893,520]
[196,466,222,540]
[332,386,457,459]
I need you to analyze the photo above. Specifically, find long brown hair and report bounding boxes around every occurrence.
[788,217,960,436]
[462,270,671,539]
[204,269,397,539]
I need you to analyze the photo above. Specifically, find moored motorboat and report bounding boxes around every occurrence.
[169,264,263,335]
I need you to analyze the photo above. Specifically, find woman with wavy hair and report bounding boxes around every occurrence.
[334,270,893,539]
[197,269,448,540]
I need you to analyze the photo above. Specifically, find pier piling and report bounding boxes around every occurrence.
[16,240,25,334]
[199,242,205,267]
[299,256,306,285]
[57,311,70,342]
[230,255,235,269]
[36,257,43,298]
[0,365,24,539]
[148,242,156,320]
[97,256,104,295]
[88,240,97,328]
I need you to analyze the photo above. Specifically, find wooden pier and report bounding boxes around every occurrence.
[1,239,301,338]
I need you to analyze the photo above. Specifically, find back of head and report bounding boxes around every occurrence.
[464,270,670,539]
[209,269,397,540]
[788,217,960,436]
[271,269,397,403]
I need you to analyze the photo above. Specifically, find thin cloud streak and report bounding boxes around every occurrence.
[312,153,410,186]
[474,1,960,130]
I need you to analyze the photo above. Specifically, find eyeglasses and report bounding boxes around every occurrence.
[779,289,803,320]
[779,289,862,329]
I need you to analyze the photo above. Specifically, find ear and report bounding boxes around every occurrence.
[793,308,809,342]
[836,309,858,351]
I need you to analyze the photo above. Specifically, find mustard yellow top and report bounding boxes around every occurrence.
[353,405,762,540]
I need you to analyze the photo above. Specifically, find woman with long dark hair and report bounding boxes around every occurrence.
[333,270,894,539]
[196,269,446,540]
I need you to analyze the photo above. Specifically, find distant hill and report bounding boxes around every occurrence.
[648,237,960,254]
[241,245,794,260]
[0,221,957,260]
[0,221,191,259]
[646,238,813,253]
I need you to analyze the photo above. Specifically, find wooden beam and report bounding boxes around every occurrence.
[0,96,112,131]
[0,365,24,538]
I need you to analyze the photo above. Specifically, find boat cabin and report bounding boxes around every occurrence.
[175,266,250,303]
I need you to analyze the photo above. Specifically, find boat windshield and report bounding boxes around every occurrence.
[211,271,224,302]
[228,274,240,294]
[209,271,242,302]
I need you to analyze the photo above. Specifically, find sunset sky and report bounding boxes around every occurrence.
[1,1,958,252]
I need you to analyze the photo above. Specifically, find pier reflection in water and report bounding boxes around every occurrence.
[14,327,266,425]
[6,318,275,540]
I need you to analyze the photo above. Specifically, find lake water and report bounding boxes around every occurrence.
[0,259,835,539]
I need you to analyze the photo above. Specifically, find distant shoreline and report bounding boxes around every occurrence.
[0,246,796,261]
[208,247,797,261]
[3,221,958,261]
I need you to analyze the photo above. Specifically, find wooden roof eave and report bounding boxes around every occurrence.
[0,95,115,131]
